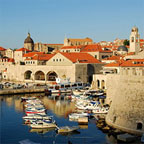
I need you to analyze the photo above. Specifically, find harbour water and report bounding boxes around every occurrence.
[1,94,117,144]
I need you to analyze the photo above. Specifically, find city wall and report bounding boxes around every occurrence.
[106,74,144,135]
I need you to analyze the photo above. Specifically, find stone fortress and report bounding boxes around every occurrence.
[92,26,144,135]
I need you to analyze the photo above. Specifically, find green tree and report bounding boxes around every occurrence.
[123,39,129,46]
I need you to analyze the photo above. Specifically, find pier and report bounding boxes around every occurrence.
[0,87,45,95]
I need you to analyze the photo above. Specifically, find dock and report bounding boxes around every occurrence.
[0,88,45,95]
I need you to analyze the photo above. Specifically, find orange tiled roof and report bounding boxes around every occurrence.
[25,54,55,61]
[80,44,112,53]
[60,52,101,63]
[23,52,44,57]
[0,46,6,51]
[126,52,135,55]
[61,45,84,50]
[140,39,144,42]
[104,62,120,67]
[16,48,31,52]
[103,55,122,61]
[121,59,144,67]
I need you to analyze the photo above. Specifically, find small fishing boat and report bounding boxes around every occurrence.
[30,121,57,129]
[56,126,79,133]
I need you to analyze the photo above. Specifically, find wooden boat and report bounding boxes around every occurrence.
[57,126,79,133]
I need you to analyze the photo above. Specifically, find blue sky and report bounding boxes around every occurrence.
[0,0,144,49]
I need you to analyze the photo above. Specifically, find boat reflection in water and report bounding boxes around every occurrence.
[41,95,76,118]
[29,127,56,135]
[1,94,119,144]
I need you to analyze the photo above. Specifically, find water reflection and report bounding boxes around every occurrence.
[0,94,120,144]
[29,127,55,135]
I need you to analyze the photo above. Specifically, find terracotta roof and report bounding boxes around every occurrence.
[61,45,84,50]
[104,62,120,67]
[23,52,44,57]
[103,55,122,61]
[126,52,135,55]
[25,54,55,61]
[140,39,144,42]
[16,48,31,52]
[60,52,101,63]
[121,59,144,67]
[0,46,6,51]
[80,44,112,53]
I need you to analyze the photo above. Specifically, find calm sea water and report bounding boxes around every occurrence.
[0,94,116,144]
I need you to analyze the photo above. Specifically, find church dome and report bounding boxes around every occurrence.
[117,45,128,52]
[24,33,34,44]
[132,26,138,32]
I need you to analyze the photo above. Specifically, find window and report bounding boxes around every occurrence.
[137,122,143,130]
[53,59,55,62]
[56,59,58,61]
[59,59,61,62]
[131,37,134,42]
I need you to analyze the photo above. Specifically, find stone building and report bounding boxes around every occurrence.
[0,46,6,57]
[0,52,104,84]
[34,43,63,53]
[5,48,14,58]
[64,37,93,46]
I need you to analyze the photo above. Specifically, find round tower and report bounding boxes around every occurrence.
[24,32,34,51]
[129,26,140,54]
[106,74,144,135]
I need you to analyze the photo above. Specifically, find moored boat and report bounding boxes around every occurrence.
[30,121,57,129]
[56,126,79,133]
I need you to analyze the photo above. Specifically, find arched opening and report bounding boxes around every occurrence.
[35,71,45,81]
[24,70,32,80]
[137,122,143,130]
[47,71,58,81]
[101,80,105,89]
[97,80,100,88]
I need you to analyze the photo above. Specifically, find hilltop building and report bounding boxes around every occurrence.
[64,37,93,46]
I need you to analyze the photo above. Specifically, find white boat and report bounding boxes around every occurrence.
[57,126,79,133]
[25,118,55,125]
[23,114,52,120]
[76,101,100,110]
[73,89,85,95]
[92,107,109,114]
[69,112,89,121]
[25,107,45,112]
[30,121,57,129]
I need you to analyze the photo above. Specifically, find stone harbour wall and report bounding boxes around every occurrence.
[106,74,144,135]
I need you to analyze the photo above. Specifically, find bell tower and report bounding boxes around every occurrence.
[129,26,140,54]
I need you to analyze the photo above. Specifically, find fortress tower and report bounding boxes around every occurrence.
[129,26,140,54]
[106,74,144,135]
